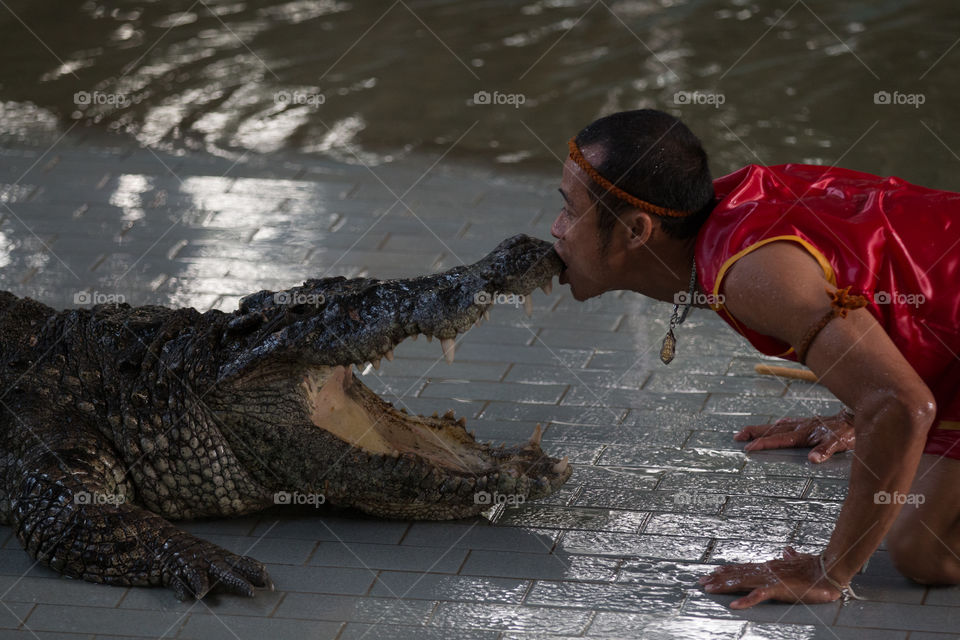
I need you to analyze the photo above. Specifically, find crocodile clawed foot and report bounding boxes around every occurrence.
[163,536,273,600]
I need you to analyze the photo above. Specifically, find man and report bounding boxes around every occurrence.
[551,109,960,608]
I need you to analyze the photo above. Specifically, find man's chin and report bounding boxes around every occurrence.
[570,288,590,301]
[568,283,599,301]
[560,272,603,301]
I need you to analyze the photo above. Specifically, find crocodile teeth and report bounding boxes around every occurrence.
[457,417,467,426]
[530,423,542,446]
[372,358,381,370]
[541,281,553,295]
[426,335,433,343]
[385,349,394,361]
[553,455,569,474]
[441,338,455,364]
[443,409,456,420]
[411,334,418,341]
[523,296,533,318]
[483,309,490,322]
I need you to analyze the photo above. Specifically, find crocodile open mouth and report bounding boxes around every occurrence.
[223,234,572,519]
[297,239,570,515]
[298,277,570,488]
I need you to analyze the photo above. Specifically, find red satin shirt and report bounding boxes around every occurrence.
[695,164,960,456]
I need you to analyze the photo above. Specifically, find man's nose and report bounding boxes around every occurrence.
[550,215,564,239]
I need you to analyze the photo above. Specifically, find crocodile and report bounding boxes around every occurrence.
[0,234,570,599]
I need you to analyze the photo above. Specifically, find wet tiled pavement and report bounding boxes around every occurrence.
[0,133,954,639]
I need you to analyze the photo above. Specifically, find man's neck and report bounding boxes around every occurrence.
[633,238,700,306]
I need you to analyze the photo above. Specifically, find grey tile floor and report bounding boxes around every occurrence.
[0,131,955,639]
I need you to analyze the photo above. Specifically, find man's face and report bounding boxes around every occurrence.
[550,157,619,301]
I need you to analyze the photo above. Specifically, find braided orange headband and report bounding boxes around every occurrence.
[567,137,689,218]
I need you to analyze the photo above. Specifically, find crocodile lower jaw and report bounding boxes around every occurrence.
[300,361,569,480]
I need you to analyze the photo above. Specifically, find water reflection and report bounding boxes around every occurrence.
[0,230,13,269]
[109,174,150,221]
[58,170,355,309]
[0,0,955,183]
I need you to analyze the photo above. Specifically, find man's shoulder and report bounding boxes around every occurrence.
[720,240,835,345]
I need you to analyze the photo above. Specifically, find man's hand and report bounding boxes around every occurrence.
[698,546,842,609]
[734,411,855,463]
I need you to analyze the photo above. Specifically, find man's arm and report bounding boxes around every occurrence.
[710,240,936,605]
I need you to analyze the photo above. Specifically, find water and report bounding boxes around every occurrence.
[1,0,958,183]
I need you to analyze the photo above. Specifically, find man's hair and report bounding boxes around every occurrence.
[573,109,714,242]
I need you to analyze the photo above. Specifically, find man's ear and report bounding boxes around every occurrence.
[622,210,656,250]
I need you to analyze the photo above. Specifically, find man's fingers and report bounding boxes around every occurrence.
[734,421,802,441]
[734,422,791,441]
[808,436,848,463]
[743,430,806,451]
[700,566,770,594]
[730,587,775,609]
[703,580,749,594]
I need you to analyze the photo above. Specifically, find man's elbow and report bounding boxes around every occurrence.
[858,389,937,437]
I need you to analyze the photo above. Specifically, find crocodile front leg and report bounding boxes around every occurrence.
[10,429,273,599]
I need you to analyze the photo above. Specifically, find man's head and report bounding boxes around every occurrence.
[551,109,714,300]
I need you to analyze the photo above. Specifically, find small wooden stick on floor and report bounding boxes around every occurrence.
[754,364,819,383]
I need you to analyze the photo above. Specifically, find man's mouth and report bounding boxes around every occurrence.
[559,260,569,285]
[554,249,569,284]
